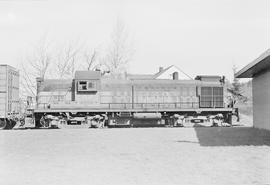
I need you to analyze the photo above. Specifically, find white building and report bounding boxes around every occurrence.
[127,65,192,80]
[236,48,270,130]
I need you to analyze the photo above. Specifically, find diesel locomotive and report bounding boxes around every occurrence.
[24,67,235,129]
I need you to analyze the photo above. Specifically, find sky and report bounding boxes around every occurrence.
[0,0,270,81]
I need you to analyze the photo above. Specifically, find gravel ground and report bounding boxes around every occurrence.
[1,127,270,185]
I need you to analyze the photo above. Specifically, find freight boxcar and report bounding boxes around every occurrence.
[0,65,20,129]
[31,70,234,128]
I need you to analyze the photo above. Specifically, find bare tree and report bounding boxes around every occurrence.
[20,64,36,97]
[227,65,248,107]
[26,37,52,79]
[232,65,242,94]
[56,43,81,79]
[20,37,53,98]
[105,20,134,76]
[83,49,98,70]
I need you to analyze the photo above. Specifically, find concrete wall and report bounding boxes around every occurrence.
[253,69,270,130]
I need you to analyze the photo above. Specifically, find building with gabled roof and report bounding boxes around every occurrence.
[236,48,270,130]
[126,65,192,80]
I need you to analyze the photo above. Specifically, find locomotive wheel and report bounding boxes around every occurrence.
[0,119,7,129]
[40,118,49,128]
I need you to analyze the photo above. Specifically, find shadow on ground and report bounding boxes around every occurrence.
[194,127,270,146]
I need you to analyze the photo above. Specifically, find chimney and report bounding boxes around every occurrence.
[159,67,164,72]
[173,72,179,80]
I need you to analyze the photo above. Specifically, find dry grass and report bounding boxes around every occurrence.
[0,127,270,185]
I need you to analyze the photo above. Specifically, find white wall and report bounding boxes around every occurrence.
[253,69,270,130]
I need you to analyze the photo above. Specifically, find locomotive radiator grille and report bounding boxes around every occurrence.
[200,87,224,108]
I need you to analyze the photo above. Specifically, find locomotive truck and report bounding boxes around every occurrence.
[27,68,234,129]
[0,65,20,129]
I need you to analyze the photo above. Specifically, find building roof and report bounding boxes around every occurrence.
[236,48,270,78]
[75,71,101,80]
[126,65,192,80]
[153,65,174,78]
[0,64,19,72]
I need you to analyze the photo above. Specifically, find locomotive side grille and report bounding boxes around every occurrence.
[200,86,224,108]
[200,87,213,108]
[213,87,224,107]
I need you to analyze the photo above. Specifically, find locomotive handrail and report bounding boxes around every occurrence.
[37,101,224,110]
[102,102,201,110]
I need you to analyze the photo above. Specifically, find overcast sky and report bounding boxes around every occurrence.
[1,0,270,80]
